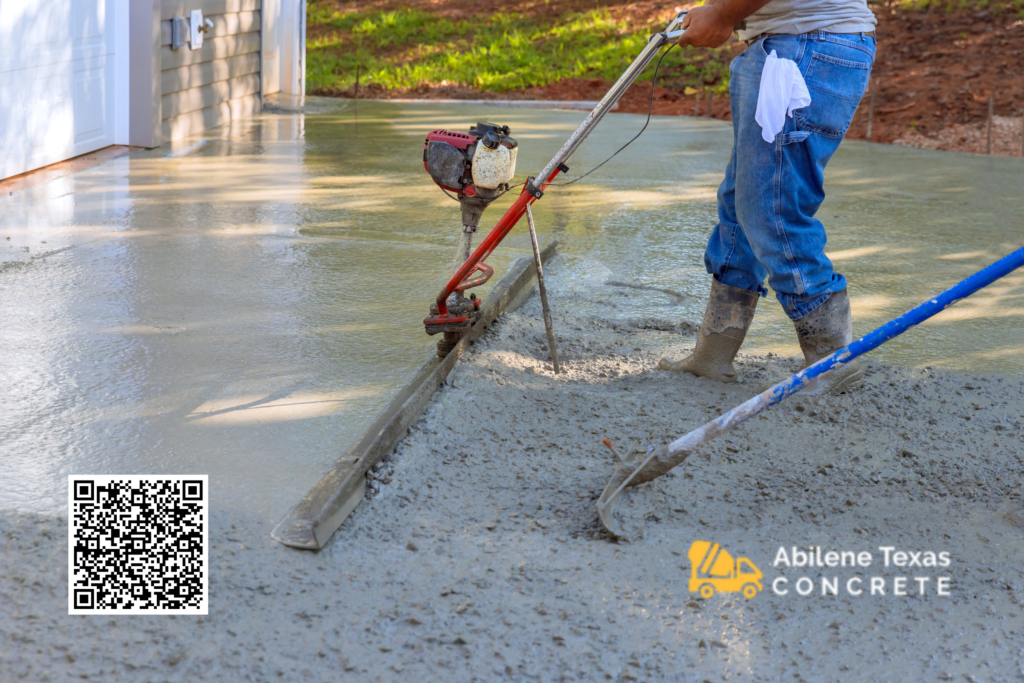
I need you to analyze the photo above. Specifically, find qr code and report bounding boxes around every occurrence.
[68,475,208,615]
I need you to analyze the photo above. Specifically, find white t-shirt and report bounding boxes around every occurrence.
[737,0,877,41]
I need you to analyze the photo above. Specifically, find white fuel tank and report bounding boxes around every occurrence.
[507,145,518,180]
[471,140,514,189]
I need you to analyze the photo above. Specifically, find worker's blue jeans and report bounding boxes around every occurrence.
[704,31,875,320]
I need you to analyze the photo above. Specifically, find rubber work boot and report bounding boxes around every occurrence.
[658,278,759,382]
[794,288,863,396]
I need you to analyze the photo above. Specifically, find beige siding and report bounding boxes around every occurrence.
[160,1,264,142]
[161,93,262,141]
[161,0,261,21]
[160,11,261,46]
[162,52,261,95]
[161,32,261,70]
[162,73,261,118]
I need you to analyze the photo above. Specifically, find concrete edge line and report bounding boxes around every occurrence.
[271,241,559,550]
[331,98,617,111]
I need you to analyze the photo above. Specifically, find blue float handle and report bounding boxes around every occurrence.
[660,246,1024,462]
[599,246,1024,534]
[780,245,1024,397]
[597,246,1024,533]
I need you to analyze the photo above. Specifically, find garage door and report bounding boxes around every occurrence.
[0,1,123,180]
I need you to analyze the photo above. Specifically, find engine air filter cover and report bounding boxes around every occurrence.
[425,141,467,192]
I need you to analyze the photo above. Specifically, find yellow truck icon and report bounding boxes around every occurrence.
[688,540,763,599]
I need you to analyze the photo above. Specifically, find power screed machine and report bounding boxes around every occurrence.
[420,10,691,358]
[415,8,1024,541]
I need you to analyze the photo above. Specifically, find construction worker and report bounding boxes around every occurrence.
[659,0,876,395]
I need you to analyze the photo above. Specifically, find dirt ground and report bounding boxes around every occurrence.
[315,0,1024,155]
[3,279,1023,681]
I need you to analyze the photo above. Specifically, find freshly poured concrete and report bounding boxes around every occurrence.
[2,98,1024,682]
[4,275,1024,682]
[1,98,1021,520]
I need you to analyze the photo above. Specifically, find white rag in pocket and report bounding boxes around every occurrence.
[755,49,812,143]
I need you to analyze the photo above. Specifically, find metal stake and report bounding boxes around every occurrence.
[866,83,876,142]
[987,93,994,155]
[525,204,561,374]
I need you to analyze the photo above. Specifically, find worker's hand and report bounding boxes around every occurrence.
[678,2,737,49]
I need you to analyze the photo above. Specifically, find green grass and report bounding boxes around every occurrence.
[306,0,1024,97]
[306,4,733,95]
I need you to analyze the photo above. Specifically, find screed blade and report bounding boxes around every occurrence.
[595,466,631,540]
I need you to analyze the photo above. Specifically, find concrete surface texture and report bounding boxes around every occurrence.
[2,291,1023,681]
[1,98,1022,517]
[1,98,1023,681]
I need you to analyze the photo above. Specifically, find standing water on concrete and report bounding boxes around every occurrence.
[0,98,1021,519]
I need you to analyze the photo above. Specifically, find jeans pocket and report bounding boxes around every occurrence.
[760,35,802,62]
[794,52,872,138]
[779,131,811,145]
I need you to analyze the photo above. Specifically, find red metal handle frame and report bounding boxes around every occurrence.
[455,262,494,291]
[432,167,563,319]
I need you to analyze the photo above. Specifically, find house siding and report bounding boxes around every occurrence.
[159,0,264,142]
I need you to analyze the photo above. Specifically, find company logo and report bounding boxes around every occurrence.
[686,542,953,599]
[770,546,952,597]
[687,540,763,599]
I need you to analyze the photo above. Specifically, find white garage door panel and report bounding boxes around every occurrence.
[0,0,119,180]
[73,71,109,146]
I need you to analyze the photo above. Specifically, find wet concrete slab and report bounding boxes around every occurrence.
[1,97,1021,518]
